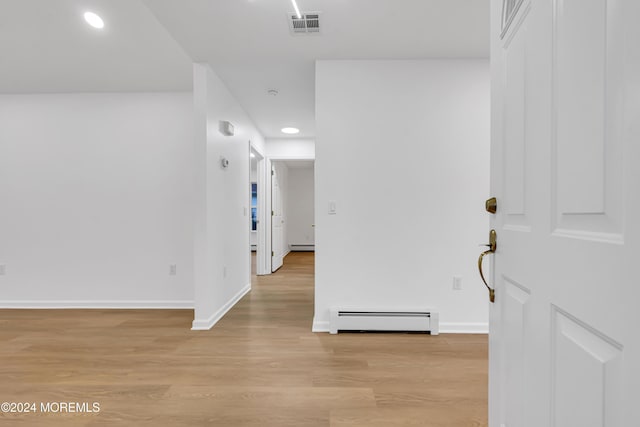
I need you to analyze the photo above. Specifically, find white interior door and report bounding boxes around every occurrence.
[271,164,284,272]
[489,0,639,426]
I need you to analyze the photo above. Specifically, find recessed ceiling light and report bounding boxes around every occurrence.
[84,12,104,29]
[281,127,300,135]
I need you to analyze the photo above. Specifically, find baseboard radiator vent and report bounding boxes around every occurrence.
[290,244,315,252]
[329,308,439,335]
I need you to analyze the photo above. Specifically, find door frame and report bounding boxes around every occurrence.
[250,142,268,276]
[263,155,315,275]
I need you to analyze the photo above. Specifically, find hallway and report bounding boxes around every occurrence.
[1,252,487,426]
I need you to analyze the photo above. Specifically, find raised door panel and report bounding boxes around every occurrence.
[552,308,623,427]
[502,2,532,232]
[501,277,531,427]
[552,0,624,243]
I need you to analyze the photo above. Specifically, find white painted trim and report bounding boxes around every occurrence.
[264,158,273,274]
[267,155,315,160]
[252,144,268,276]
[0,301,194,309]
[501,0,531,43]
[439,322,489,334]
[191,283,251,330]
[312,319,330,332]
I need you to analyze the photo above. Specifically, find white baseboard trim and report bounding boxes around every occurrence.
[439,322,489,334]
[312,319,330,333]
[0,300,194,309]
[191,283,251,331]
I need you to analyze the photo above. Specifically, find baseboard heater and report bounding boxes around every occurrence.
[290,244,315,252]
[329,308,439,335]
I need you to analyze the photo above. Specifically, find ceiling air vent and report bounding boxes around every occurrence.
[289,12,321,35]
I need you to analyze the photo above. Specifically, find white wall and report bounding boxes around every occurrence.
[192,63,265,329]
[0,93,194,306]
[266,139,315,159]
[287,166,315,248]
[315,60,490,333]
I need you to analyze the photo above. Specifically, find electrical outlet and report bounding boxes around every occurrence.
[453,276,462,290]
[0,265,5,276]
[169,264,177,276]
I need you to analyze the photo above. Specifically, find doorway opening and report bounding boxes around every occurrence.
[268,159,315,274]
[249,145,267,277]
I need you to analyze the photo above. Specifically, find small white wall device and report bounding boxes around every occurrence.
[220,157,229,169]
[219,120,234,136]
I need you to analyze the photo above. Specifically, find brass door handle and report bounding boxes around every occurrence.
[478,229,497,303]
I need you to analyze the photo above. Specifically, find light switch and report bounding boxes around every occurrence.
[328,201,337,215]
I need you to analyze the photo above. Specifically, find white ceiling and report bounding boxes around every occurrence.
[0,0,490,138]
[0,0,192,93]
[143,0,490,138]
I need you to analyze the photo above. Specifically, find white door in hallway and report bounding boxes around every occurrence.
[489,0,639,426]
[271,163,284,272]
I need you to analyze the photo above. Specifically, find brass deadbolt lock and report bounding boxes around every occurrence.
[485,197,497,214]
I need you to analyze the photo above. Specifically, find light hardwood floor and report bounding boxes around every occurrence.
[0,252,487,426]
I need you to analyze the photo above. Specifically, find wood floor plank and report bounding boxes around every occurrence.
[0,252,487,426]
